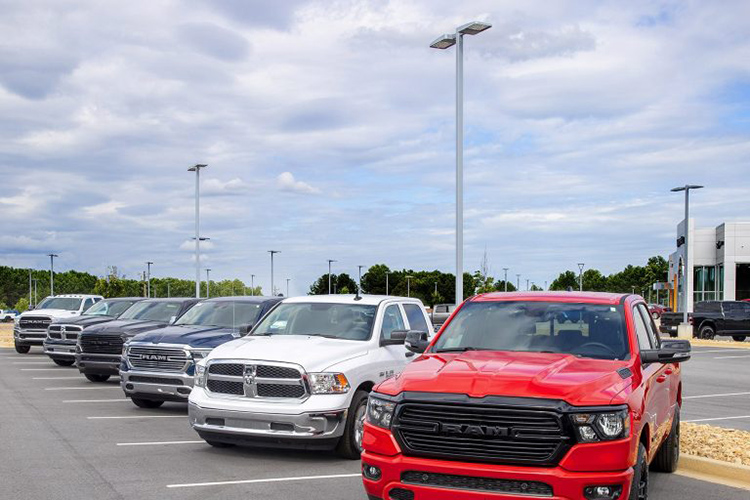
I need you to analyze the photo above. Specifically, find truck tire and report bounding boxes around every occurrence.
[629,442,649,500]
[53,359,75,367]
[651,408,680,473]
[698,323,715,340]
[732,335,747,342]
[336,389,369,460]
[85,373,110,383]
[131,398,164,409]
[14,342,31,354]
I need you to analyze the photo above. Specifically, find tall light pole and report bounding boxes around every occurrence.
[516,274,521,291]
[286,278,291,297]
[526,279,530,291]
[385,273,389,295]
[32,279,39,306]
[28,269,33,306]
[250,274,255,296]
[269,251,281,296]
[327,259,337,295]
[406,275,415,297]
[47,253,58,295]
[431,21,492,307]
[205,268,211,298]
[167,281,171,298]
[671,184,704,324]
[577,263,585,292]
[503,268,509,292]
[146,261,153,298]
[434,281,438,295]
[188,164,207,298]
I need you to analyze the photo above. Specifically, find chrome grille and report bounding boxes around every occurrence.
[206,361,307,399]
[127,346,190,372]
[20,316,52,331]
[48,325,82,340]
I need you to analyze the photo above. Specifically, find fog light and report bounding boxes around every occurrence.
[362,463,381,481]
[584,485,622,499]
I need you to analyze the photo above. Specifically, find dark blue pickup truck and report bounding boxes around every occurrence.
[120,296,281,408]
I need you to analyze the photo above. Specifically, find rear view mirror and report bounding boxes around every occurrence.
[240,323,255,335]
[641,339,691,364]
[381,329,408,346]
[405,330,430,354]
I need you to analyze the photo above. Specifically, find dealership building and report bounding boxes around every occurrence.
[668,221,750,312]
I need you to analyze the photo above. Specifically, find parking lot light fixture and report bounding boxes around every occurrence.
[327,259,337,295]
[269,251,281,297]
[286,278,291,297]
[250,274,255,296]
[47,253,59,295]
[516,274,521,291]
[671,184,704,324]
[577,263,585,292]
[503,268,509,292]
[385,272,389,295]
[146,261,153,298]
[205,268,211,298]
[188,163,207,298]
[431,20,491,307]
[406,275,415,297]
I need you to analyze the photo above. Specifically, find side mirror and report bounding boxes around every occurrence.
[641,339,691,364]
[405,330,430,354]
[381,329,408,346]
[240,323,255,335]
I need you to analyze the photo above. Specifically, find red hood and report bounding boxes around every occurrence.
[378,350,631,407]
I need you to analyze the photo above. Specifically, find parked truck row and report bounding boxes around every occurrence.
[10,290,690,499]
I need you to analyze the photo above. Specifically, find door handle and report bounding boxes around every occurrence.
[656,375,667,383]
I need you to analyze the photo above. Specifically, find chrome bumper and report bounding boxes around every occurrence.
[43,340,77,357]
[15,329,46,345]
[121,370,194,400]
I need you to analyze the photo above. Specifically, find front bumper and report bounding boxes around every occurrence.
[188,389,351,449]
[43,339,77,358]
[14,328,46,346]
[361,451,634,500]
[76,353,122,376]
[121,369,194,402]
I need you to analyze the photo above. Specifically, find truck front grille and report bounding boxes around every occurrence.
[127,346,190,372]
[394,402,570,467]
[206,361,307,399]
[20,316,52,331]
[48,325,82,340]
[401,471,553,496]
[79,334,123,354]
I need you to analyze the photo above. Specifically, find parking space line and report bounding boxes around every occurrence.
[63,399,128,403]
[33,376,84,380]
[12,361,53,364]
[117,440,204,446]
[88,415,185,420]
[166,473,362,489]
[22,368,69,371]
[45,386,121,391]
[684,391,750,400]
[713,354,750,359]
[685,415,750,423]
[690,349,747,354]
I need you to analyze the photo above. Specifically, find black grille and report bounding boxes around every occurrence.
[257,365,300,379]
[257,383,305,398]
[129,375,184,386]
[395,402,568,466]
[207,380,244,395]
[209,363,244,376]
[48,331,63,340]
[388,488,414,500]
[20,316,52,330]
[401,471,553,496]
[79,335,124,354]
[66,333,79,340]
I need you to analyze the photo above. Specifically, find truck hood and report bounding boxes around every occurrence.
[51,315,117,328]
[130,324,239,349]
[20,309,80,319]
[207,335,369,372]
[376,350,631,407]
[80,319,168,338]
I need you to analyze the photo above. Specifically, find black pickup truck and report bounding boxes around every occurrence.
[660,300,750,341]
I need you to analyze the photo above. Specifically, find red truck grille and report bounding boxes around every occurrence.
[394,402,570,466]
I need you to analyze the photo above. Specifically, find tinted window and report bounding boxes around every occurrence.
[403,304,429,333]
[118,301,183,322]
[381,305,406,341]
[36,297,83,311]
[253,303,376,341]
[432,301,629,360]
[633,306,653,351]
[175,301,263,329]
[696,302,721,313]
[637,304,660,349]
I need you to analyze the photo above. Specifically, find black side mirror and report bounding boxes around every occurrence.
[381,329,408,346]
[405,330,430,354]
[240,323,255,335]
[641,339,691,364]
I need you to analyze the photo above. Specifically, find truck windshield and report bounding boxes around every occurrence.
[174,301,262,329]
[36,297,83,311]
[432,301,630,360]
[253,303,376,341]
[118,301,183,322]
[83,300,138,317]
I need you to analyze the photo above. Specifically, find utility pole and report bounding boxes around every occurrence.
[188,163,207,298]
[269,251,281,296]
[671,184,704,323]
[503,268,509,292]
[327,259,337,295]
[146,261,153,298]
[48,253,58,296]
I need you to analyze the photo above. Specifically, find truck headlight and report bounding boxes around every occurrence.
[366,395,396,429]
[195,363,207,388]
[189,349,212,361]
[308,373,350,394]
[122,343,129,357]
[570,410,630,442]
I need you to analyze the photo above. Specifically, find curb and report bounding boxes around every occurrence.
[678,454,750,491]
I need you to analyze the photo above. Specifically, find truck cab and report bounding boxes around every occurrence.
[189,294,432,458]
[120,296,280,408]
[13,294,103,354]
[362,292,691,500]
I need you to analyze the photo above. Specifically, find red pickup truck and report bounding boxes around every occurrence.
[361,292,691,500]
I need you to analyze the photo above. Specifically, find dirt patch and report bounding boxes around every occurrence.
[682,423,750,466]
[0,323,13,348]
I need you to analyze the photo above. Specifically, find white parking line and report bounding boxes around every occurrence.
[88,415,185,420]
[21,368,68,371]
[167,473,362,489]
[684,391,750,400]
[44,386,121,391]
[713,354,750,359]
[685,415,750,423]
[691,349,747,354]
[33,376,85,380]
[12,361,53,364]
[63,399,128,403]
[117,440,204,446]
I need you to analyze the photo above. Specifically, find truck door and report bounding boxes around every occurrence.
[723,302,744,333]
[371,303,410,383]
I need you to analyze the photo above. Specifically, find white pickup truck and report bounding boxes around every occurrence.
[188,294,432,458]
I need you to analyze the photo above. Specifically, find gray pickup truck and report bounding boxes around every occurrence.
[429,303,455,331]
[660,300,750,341]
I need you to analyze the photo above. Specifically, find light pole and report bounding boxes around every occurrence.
[205,268,211,298]
[358,265,365,293]
[406,275,415,297]
[269,251,281,296]
[167,281,171,298]
[47,253,58,295]
[516,274,521,291]
[286,278,291,297]
[577,263,585,292]
[327,259,337,295]
[28,269,33,306]
[671,185,704,324]
[146,261,153,298]
[32,279,39,306]
[385,273,389,295]
[526,279,529,291]
[503,268,509,292]
[250,274,255,296]
[434,281,438,295]
[188,163,207,298]
[430,21,492,307]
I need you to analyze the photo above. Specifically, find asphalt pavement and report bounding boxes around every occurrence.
[1,347,748,500]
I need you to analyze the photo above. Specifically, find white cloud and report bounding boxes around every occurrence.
[276,171,320,194]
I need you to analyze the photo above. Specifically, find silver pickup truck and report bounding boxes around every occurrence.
[429,303,455,331]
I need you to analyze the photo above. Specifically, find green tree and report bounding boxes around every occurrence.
[14,297,29,312]
[493,279,518,292]
[549,270,580,291]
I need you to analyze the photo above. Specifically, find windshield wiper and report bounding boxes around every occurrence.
[434,346,486,353]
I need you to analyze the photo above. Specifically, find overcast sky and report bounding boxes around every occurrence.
[1,0,748,295]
